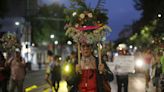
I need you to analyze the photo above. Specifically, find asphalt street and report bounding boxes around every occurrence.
[24,69,155,92]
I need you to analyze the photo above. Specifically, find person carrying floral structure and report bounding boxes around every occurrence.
[65,1,113,92]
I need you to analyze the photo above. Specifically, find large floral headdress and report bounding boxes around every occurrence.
[65,0,112,44]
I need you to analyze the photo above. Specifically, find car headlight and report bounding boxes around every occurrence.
[135,59,144,68]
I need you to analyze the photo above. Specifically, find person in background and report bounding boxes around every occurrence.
[65,51,77,92]
[143,50,153,92]
[6,49,26,92]
[152,52,162,92]
[45,55,61,92]
[0,51,8,92]
[115,48,129,92]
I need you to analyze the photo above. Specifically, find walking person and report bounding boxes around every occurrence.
[152,52,162,92]
[115,45,129,92]
[45,55,61,92]
[6,49,26,92]
[64,51,77,92]
[73,42,113,92]
[143,50,153,92]
[0,51,8,92]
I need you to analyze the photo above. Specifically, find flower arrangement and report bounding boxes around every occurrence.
[65,0,111,44]
[0,32,21,52]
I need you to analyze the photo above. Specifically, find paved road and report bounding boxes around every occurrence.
[24,70,155,92]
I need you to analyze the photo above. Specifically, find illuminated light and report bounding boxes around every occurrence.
[25,85,38,92]
[158,14,162,18]
[72,12,77,16]
[67,41,72,45]
[50,34,55,39]
[59,57,62,61]
[58,80,68,92]
[32,43,35,47]
[54,40,58,45]
[135,59,144,68]
[129,45,133,49]
[15,21,20,26]
[134,46,137,50]
[65,64,70,72]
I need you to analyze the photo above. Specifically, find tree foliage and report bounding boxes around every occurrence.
[31,3,66,46]
[124,0,164,50]
[0,0,7,18]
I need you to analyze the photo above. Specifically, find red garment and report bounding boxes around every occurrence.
[78,69,97,92]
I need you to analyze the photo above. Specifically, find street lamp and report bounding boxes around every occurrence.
[158,13,162,18]
[54,40,58,55]
[67,41,72,45]
[50,34,55,39]
[15,21,20,26]
[54,40,58,45]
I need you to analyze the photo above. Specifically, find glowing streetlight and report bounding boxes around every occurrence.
[15,21,20,26]
[50,34,55,39]
[32,43,35,47]
[54,40,58,45]
[158,13,162,18]
[67,41,72,45]
[129,45,133,49]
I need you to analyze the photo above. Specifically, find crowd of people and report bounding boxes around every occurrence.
[0,42,163,92]
[44,42,164,92]
[45,42,114,92]
[0,49,26,92]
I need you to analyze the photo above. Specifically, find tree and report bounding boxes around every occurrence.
[31,3,66,46]
[122,0,164,50]
[0,0,7,18]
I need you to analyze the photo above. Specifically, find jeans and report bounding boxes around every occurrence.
[9,79,24,92]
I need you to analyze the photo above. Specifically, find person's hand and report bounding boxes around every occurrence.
[98,63,105,74]
[76,64,81,73]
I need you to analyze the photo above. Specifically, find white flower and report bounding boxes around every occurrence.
[72,12,77,16]
[88,13,93,18]
[75,24,79,28]
[79,13,85,19]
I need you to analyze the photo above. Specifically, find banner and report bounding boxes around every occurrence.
[107,55,135,74]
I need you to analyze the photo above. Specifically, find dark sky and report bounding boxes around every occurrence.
[40,0,141,41]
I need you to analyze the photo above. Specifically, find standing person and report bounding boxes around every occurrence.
[6,49,26,92]
[152,52,162,92]
[143,50,153,91]
[0,51,8,92]
[115,44,129,92]
[65,51,77,92]
[75,42,113,92]
[45,55,61,92]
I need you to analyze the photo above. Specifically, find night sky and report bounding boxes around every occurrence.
[40,0,141,41]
